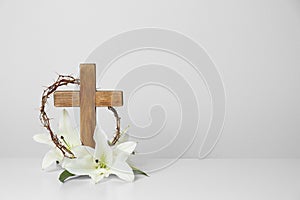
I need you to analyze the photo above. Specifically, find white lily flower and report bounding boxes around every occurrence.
[33,109,80,169]
[62,126,136,183]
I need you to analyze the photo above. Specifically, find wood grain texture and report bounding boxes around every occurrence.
[80,64,96,148]
[95,90,123,107]
[54,91,80,107]
[54,91,123,107]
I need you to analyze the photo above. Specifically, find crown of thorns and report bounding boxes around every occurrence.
[39,75,121,158]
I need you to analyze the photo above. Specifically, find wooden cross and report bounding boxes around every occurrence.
[53,64,123,148]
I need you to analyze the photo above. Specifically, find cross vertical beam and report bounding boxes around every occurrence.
[80,64,96,147]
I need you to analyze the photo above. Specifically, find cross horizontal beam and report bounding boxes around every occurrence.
[54,91,123,107]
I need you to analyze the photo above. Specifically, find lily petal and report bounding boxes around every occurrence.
[58,109,80,147]
[62,156,95,176]
[89,172,105,184]
[111,161,134,182]
[93,126,113,166]
[33,134,54,146]
[71,146,94,158]
[113,141,137,163]
[116,141,137,155]
[42,148,63,169]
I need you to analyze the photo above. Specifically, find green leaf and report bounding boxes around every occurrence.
[59,170,75,183]
[130,165,149,177]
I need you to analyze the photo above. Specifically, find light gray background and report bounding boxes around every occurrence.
[0,0,299,158]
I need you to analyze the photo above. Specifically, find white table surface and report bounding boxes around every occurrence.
[1,158,299,200]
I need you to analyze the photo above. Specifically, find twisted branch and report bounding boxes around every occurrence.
[40,75,80,158]
[108,106,121,145]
